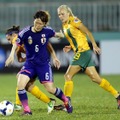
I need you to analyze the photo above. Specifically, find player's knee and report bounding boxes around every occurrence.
[46,87,56,94]
[89,75,101,84]
[64,73,72,81]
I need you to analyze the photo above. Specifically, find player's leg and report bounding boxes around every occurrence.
[43,82,73,113]
[37,63,73,113]
[26,80,56,114]
[64,65,81,97]
[85,66,120,109]
[26,79,52,104]
[17,74,32,115]
[14,87,22,111]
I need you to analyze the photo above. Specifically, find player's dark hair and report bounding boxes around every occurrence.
[34,10,50,25]
[6,25,20,35]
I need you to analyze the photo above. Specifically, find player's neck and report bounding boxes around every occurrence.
[32,27,42,33]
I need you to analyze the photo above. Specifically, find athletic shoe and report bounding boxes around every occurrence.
[64,97,73,113]
[54,104,67,111]
[14,104,22,111]
[116,95,120,109]
[47,98,56,114]
[21,111,32,116]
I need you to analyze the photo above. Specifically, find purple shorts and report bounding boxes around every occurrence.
[19,61,53,83]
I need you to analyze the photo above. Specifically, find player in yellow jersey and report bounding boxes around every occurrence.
[55,5,120,112]
[5,25,61,114]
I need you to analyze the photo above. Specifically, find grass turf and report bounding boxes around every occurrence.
[0,73,120,120]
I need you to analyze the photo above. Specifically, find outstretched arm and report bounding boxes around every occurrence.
[55,30,64,38]
[47,42,61,69]
[5,43,17,66]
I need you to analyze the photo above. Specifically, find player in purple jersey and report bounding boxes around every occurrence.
[5,25,61,113]
[5,10,72,115]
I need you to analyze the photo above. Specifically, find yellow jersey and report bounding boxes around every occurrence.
[62,16,90,52]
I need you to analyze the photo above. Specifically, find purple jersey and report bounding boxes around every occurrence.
[17,26,55,65]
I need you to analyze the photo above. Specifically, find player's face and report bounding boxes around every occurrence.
[33,18,45,32]
[57,8,69,23]
[6,34,14,44]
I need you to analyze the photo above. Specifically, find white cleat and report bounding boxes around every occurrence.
[14,104,22,111]
[47,98,56,114]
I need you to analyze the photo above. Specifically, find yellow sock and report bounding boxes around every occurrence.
[30,86,50,103]
[64,81,73,97]
[15,87,21,105]
[99,78,119,98]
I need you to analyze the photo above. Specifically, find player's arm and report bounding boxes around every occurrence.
[47,42,61,69]
[5,43,17,66]
[16,46,26,62]
[77,22,101,54]
[55,30,64,38]
[63,45,71,53]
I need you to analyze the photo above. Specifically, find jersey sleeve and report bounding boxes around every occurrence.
[47,27,55,38]
[16,29,26,46]
[71,17,82,28]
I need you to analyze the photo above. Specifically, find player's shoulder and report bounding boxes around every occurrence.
[44,26,54,31]
[70,16,81,24]
[19,26,31,37]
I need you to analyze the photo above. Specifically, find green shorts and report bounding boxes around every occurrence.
[71,50,95,72]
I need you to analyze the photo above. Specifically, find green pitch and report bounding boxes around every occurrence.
[0,73,120,120]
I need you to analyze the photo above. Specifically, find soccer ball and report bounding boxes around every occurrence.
[0,100,14,116]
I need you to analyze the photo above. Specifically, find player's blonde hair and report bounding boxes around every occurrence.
[57,5,74,17]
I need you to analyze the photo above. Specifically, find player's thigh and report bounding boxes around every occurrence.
[65,65,81,79]
[17,74,30,89]
[85,66,101,83]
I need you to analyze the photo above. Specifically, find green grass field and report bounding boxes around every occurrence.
[0,73,120,120]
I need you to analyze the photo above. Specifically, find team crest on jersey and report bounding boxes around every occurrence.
[28,36,33,44]
[41,34,46,45]
[16,38,20,43]
[74,18,79,23]
[41,38,46,44]
[41,34,46,37]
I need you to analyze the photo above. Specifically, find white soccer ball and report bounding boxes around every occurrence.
[0,100,14,116]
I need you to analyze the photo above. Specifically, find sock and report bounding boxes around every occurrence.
[15,87,21,105]
[30,85,50,103]
[54,88,68,103]
[99,78,119,98]
[64,81,73,97]
[18,89,31,112]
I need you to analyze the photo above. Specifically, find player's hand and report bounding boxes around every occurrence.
[93,44,101,55]
[55,30,64,38]
[53,58,61,70]
[5,55,14,67]
[63,45,71,53]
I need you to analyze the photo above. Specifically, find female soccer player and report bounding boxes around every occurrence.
[6,25,59,114]
[5,10,72,115]
[57,5,120,111]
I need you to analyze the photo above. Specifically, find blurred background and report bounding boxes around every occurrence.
[0,0,120,74]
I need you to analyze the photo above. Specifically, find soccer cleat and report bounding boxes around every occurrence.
[47,98,56,114]
[21,111,32,116]
[54,104,67,111]
[116,95,120,109]
[64,97,73,113]
[14,104,22,111]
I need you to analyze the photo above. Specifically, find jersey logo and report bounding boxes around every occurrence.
[41,38,46,45]
[28,36,33,45]
[16,38,20,44]
[74,18,79,23]
[41,34,46,45]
